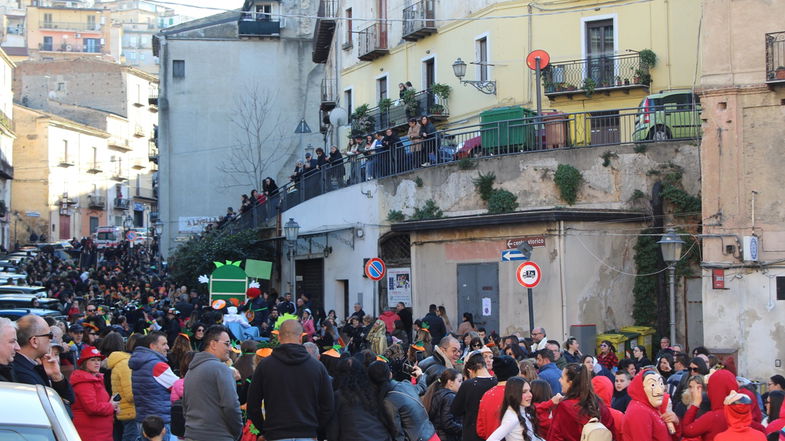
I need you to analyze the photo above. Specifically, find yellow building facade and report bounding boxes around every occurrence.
[26,5,118,62]
[333,0,701,134]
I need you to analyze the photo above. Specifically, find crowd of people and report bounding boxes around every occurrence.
[0,245,783,441]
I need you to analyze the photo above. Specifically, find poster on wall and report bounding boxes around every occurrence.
[178,216,221,233]
[387,267,412,307]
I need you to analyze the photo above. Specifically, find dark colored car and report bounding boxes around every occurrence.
[0,295,61,311]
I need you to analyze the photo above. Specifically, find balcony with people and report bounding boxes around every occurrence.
[350,84,450,135]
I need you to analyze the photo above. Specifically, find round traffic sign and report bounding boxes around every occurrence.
[365,258,386,281]
[516,261,542,288]
[126,231,137,241]
[526,50,550,70]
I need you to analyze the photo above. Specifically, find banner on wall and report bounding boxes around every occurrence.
[387,267,412,307]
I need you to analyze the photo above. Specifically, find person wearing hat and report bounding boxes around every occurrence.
[70,345,118,441]
[163,308,181,346]
[476,355,521,439]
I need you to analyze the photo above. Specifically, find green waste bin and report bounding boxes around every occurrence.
[621,326,657,359]
[480,106,537,154]
[615,330,640,358]
[595,333,626,357]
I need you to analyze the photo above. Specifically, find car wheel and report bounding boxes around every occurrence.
[649,125,671,141]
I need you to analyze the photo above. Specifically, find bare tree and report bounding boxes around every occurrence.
[216,86,287,190]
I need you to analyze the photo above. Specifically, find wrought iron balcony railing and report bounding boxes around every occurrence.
[357,23,389,61]
[766,31,785,83]
[350,89,448,134]
[402,0,436,41]
[312,0,337,63]
[39,21,101,31]
[320,78,338,111]
[543,53,649,97]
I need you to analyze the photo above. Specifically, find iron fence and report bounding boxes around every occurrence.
[402,0,435,40]
[766,31,785,82]
[351,89,448,134]
[544,53,649,95]
[357,22,388,60]
[215,103,700,234]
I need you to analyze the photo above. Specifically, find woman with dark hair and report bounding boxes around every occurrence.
[486,377,543,441]
[530,378,560,436]
[505,344,527,361]
[262,177,278,196]
[168,334,191,376]
[562,337,582,364]
[765,390,785,433]
[596,340,618,371]
[190,324,206,351]
[419,115,437,166]
[632,345,652,370]
[457,312,476,337]
[547,363,617,441]
[657,353,675,381]
[391,320,409,347]
[368,360,434,441]
[234,340,259,382]
[422,368,463,441]
[170,351,197,403]
[326,357,391,441]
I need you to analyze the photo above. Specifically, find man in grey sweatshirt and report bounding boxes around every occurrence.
[183,325,242,441]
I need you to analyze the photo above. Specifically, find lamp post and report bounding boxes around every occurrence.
[658,228,685,345]
[452,57,497,95]
[284,218,300,297]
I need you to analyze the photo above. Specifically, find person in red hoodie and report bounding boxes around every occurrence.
[547,363,617,441]
[715,390,766,441]
[476,355,520,439]
[378,308,401,334]
[682,369,739,441]
[592,375,627,441]
[70,346,117,441]
[622,368,680,441]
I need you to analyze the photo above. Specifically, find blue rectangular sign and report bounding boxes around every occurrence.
[501,250,527,261]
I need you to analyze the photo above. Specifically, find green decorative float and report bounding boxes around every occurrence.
[208,260,248,307]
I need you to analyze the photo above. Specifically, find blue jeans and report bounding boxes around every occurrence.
[137,422,171,441]
[121,420,139,441]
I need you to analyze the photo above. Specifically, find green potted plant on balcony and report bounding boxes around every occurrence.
[351,104,375,134]
[582,78,596,97]
[402,88,419,118]
[378,97,393,113]
[637,49,657,86]
[430,83,452,100]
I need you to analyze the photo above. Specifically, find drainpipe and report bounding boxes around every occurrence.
[558,220,568,340]
[527,4,534,107]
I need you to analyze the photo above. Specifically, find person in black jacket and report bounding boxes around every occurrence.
[421,304,446,346]
[327,357,391,441]
[12,315,75,410]
[422,368,463,441]
[368,360,436,441]
[419,115,438,166]
[0,318,19,382]
[395,302,413,341]
[246,320,334,440]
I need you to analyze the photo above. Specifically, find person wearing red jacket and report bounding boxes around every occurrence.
[379,308,401,334]
[592,375,628,441]
[547,363,617,441]
[70,346,117,441]
[476,356,520,439]
[682,369,739,441]
[715,390,766,441]
[622,369,680,441]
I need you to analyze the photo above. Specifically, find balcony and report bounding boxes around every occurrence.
[86,162,102,174]
[320,78,338,111]
[350,89,448,135]
[402,0,436,42]
[0,109,14,134]
[108,137,132,151]
[148,141,159,163]
[312,0,337,63]
[58,157,74,167]
[114,197,130,210]
[39,21,101,32]
[134,186,157,201]
[766,31,785,85]
[148,90,158,112]
[133,125,146,138]
[111,171,128,182]
[239,11,282,37]
[132,159,146,169]
[87,195,105,210]
[543,53,649,99]
[357,23,389,61]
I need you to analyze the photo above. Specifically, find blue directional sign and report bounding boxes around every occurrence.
[501,250,527,261]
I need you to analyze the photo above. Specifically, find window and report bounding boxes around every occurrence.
[172,60,185,78]
[43,13,52,26]
[57,82,64,91]
[586,19,614,84]
[423,57,435,89]
[344,8,352,47]
[376,76,387,102]
[87,15,96,30]
[255,4,272,21]
[344,89,353,120]
[476,37,488,81]
[42,36,53,51]
[84,38,100,53]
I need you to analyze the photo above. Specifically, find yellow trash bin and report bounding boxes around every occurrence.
[621,326,657,358]
[595,333,627,357]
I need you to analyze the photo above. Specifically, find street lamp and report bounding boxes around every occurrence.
[658,228,685,345]
[452,57,497,95]
[284,218,300,297]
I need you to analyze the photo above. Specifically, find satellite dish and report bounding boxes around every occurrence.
[329,107,348,126]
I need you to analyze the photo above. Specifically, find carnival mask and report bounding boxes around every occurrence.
[643,371,665,408]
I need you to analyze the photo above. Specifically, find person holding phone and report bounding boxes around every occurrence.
[71,346,118,441]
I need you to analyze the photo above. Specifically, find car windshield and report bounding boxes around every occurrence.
[96,232,116,240]
[0,425,56,441]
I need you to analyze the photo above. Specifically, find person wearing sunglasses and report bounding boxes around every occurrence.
[11,314,75,413]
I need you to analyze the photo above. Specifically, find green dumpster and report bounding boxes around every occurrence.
[616,330,641,359]
[480,106,537,154]
[595,333,626,357]
[621,326,657,358]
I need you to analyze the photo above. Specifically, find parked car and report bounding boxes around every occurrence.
[0,308,64,321]
[632,90,702,141]
[0,382,81,441]
[0,285,48,296]
[0,295,61,311]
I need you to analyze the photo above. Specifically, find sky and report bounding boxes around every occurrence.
[150,0,246,19]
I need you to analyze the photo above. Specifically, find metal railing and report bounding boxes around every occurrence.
[87,195,105,209]
[357,22,388,60]
[351,89,448,134]
[39,21,101,31]
[543,53,649,95]
[239,11,284,35]
[213,103,700,235]
[766,31,785,82]
[321,78,338,106]
[39,42,101,53]
[114,198,130,209]
[402,0,435,40]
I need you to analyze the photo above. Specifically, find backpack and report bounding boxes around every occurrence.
[580,417,612,441]
[170,399,185,437]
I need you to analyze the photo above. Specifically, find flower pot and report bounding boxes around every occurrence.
[777,68,785,80]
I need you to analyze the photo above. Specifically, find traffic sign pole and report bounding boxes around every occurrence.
[516,261,542,333]
[528,287,534,333]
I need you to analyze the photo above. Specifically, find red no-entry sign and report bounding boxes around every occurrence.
[516,261,542,288]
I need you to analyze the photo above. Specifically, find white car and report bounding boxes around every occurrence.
[0,383,82,441]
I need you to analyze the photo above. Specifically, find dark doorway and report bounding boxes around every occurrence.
[457,263,499,334]
[586,19,614,85]
[296,258,324,310]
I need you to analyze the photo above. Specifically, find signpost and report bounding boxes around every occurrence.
[505,236,546,249]
[501,250,528,261]
[516,261,542,332]
[365,258,386,315]
[526,50,550,150]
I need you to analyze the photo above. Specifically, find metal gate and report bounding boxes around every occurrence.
[457,263,499,334]
[296,258,324,310]
[685,277,703,350]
